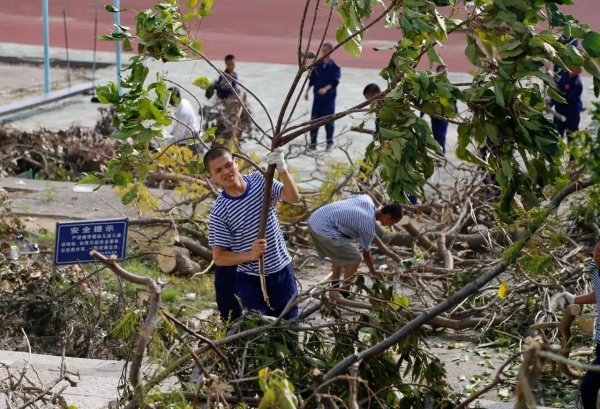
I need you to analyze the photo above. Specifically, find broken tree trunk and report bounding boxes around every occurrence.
[376,224,517,251]
[174,236,212,263]
[157,246,201,276]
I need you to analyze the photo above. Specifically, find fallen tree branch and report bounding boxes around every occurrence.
[314,177,597,394]
[89,250,161,401]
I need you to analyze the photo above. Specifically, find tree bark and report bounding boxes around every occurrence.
[376,224,516,251]
[174,236,212,263]
[157,246,201,276]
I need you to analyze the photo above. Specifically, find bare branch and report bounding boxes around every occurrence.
[89,250,161,394]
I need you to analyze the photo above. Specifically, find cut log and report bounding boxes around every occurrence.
[173,236,212,263]
[376,224,517,252]
[157,246,201,276]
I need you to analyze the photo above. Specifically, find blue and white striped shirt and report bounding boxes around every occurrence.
[590,260,600,343]
[209,172,291,276]
[308,194,376,251]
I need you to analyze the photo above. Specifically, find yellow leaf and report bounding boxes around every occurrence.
[498,281,509,299]
[258,388,276,409]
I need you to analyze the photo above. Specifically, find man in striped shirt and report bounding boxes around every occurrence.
[308,195,403,292]
[204,146,301,319]
[550,242,600,409]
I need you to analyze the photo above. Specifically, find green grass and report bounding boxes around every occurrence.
[99,258,216,314]
[34,228,56,249]
[161,288,180,303]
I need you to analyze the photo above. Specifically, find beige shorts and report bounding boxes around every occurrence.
[308,226,362,266]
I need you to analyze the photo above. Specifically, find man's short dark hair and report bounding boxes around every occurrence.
[363,83,381,96]
[436,64,447,73]
[225,54,235,62]
[203,146,232,173]
[168,87,181,104]
[322,42,333,50]
[381,202,403,220]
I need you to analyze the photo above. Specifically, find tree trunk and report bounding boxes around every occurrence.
[157,246,201,276]
[174,236,212,263]
[376,224,517,251]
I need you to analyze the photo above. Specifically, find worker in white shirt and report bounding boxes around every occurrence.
[165,87,202,152]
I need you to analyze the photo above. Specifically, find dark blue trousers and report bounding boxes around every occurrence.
[236,263,298,319]
[431,118,448,155]
[580,344,600,409]
[214,265,242,322]
[310,99,335,147]
[554,113,580,141]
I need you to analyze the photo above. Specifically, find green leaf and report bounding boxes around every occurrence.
[494,80,505,108]
[546,3,566,27]
[109,131,129,140]
[391,140,404,159]
[121,184,139,205]
[137,128,157,143]
[114,171,133,186]
[427,46,444,65]
[485,124,498,142]
[412,18,436,33]
[336,26,362,57]
[547,86,566,104]
[123,37,133,52]
[96,83,121,104]
[501,160,513,179]
[164,45,187,62]
[138,164,150,181]
[456,122,472,150]
[78,173,104,185]
[465,37,485,66]
[379,107,398,123]
[138,99,170,124]
[105,4,129,12]
[379,127,404,139]
[185,0,198,6]
[583,32,600,58]
[192,76,212,89]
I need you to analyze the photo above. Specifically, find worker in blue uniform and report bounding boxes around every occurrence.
[215,54,238,100]
[305,42,341,151]
[550,66,583,140]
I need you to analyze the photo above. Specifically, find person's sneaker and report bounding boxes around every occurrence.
[325,144,334,152]
[308,144,317,151]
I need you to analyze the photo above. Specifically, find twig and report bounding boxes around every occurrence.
[162,310,245,402]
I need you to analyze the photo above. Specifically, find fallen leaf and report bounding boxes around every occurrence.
[0,280,14,293]
[498,281,509,299]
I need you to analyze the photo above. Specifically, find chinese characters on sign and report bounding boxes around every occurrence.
[54,219,129,265]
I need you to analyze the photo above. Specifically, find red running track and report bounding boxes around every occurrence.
[0,0,597,71]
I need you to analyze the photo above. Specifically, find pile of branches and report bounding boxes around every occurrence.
[98,139,600,407]
[0,108,119,179]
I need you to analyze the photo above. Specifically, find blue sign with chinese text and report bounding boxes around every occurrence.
[54,218,129,265]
